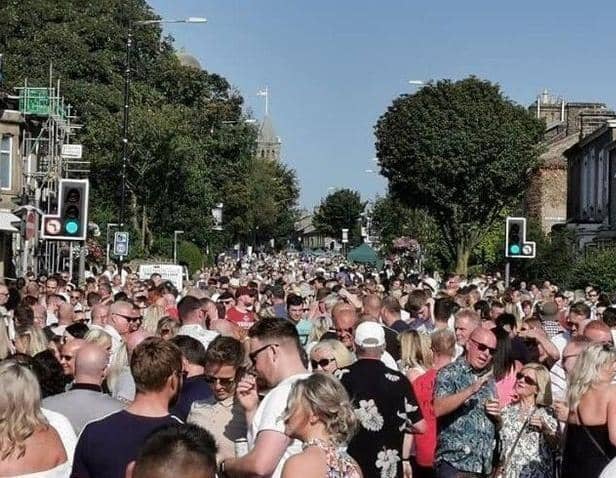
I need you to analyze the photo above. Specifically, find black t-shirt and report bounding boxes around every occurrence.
[382,325,401,360]
[71,410,181,478]
[340,359,423,477]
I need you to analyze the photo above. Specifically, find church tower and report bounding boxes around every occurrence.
[255,87,281,161]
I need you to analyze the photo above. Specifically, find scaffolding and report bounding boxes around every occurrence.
[13,76,87,276]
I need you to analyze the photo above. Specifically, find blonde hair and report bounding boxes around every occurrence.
[308,316,331,343]
[142,305,166,334]
[0,318,11,359]
[156,317,180,339]
[84,328,112,350]
[399,329,433,371]
[522,363,552,407]
[0,360,48,459]
[568,344,616,410]
[311,339,355,369]
[285,372,357,445]
[15,325,48,356]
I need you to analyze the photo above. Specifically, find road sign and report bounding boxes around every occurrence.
[113,232,129,257]
[61,144,83,159]
[341,228,349,244]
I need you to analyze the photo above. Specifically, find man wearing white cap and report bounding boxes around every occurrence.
[339,321,425,478]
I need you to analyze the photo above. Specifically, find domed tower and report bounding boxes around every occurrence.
[176,49,202,70]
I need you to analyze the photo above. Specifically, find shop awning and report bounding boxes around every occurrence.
[0,211,20,233]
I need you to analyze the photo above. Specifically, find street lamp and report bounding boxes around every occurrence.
[173,230,184,264]
[119,16,207,235]
[106,223,119,264]
[408,80,426,86]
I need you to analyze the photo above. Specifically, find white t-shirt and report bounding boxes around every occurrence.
[177,324,219,351]
[42,408,77,466]
[549,332,570,401]
[248,373,310,478]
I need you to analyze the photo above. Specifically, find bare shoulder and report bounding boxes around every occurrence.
[282,449,326,478]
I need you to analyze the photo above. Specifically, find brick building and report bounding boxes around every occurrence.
[525,90,616,234]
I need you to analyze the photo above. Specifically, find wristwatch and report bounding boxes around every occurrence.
[218,459,226,477]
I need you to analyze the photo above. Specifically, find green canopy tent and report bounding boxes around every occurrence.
[347,243,382,268]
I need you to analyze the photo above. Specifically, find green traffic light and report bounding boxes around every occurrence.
[65,220,79,234]
[509,244,521,255]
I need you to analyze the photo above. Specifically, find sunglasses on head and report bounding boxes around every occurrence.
[470,338,496,354]
[516,372,537,386]
[311,358,335,369]
[204,375,236,387]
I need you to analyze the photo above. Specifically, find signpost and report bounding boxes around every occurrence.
[113,231,130,259]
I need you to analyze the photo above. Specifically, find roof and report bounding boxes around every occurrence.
[258,115,280,144]
[539,134,579,169]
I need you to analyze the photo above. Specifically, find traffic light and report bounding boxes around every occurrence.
[41,179,89,240]
[505,217,536,259]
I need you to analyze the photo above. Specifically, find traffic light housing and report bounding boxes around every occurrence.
[505,217,536,259]
[41,179,89,240]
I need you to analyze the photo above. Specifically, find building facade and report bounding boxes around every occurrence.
[525,90,616,234]
[564,120,616,251]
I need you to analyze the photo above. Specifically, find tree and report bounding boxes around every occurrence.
[374,77,545,273]
[313,189,365,245]
[0,0,269,259]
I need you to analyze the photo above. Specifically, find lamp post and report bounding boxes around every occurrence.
[173,230,184,264]
[118,16,206,247]
[106,223,119,264]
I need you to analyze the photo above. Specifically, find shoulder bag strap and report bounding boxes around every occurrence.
[501,407,534,471]
[577,408,609,458]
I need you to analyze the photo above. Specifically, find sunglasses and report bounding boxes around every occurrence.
[204,375,236,387]
[249,343,279,365]
[516,372,537,387]
[114,312,141,323]
[335,327,354,335]
[470,338,497,354]
[311,358,336,369]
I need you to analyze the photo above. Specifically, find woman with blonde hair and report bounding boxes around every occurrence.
[562,344,616,478]
[141,304,166,334]
[14,325,48,357]
[398,329,433,382]
[309,339,355,374]
[282,372,362,477]
[0,360,68,477]
[84,328,112,353]
[496,363,559,478]
[156,316,180,340]
[0,318,12,359]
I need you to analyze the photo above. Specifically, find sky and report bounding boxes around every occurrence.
[147,0,616,209]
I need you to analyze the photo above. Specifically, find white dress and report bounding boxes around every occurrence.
[12,461,70,478]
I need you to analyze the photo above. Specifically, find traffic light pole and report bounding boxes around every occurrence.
[505,261,510,289]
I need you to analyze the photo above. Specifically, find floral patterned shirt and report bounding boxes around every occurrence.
[434,357,497,474]
[499,404,558,478]
[340,359,423,478]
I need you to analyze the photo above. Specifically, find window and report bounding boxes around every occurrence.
[0,135,12,190]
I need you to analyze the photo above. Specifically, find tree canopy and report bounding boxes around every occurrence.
[374,77,545,273]
[313,189,365,246]
[0,0,299,259]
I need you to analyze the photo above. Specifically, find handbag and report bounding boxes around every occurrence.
[491,407,534,478]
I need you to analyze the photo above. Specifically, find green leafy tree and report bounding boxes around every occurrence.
[313,189,365,246]
[375,77,545,273]
[0,0,271,260]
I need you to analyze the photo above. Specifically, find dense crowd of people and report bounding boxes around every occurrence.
[1,252,616,477]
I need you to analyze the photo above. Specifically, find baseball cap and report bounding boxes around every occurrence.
[354,321,385,348]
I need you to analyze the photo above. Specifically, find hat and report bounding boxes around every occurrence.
[236,286,255,298]
[540,302,559,320]
[354,322,385,348]
[421,278,438,294]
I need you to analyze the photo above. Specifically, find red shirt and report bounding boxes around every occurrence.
[411,368,438,467]
[226,306,256,330]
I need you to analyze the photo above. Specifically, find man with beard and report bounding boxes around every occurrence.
[72,337,183,478]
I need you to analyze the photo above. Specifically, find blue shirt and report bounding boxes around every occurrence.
[434,358,497,474]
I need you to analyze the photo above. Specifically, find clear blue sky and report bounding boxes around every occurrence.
[148,0,616,209]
